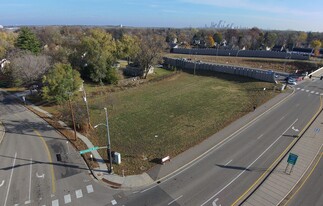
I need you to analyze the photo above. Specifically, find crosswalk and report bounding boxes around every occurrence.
[296,88,323,96]
[17,184,95,206]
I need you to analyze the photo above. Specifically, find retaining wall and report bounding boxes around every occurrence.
[164,57,276,83]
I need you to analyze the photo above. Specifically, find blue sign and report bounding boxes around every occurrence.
[287,153,298,165]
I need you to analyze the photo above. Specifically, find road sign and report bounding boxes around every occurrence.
[79,146,99,154]
[287,153,298,165]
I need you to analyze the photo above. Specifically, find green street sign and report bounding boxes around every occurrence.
[287,153,298,165]
[79,146,99,154]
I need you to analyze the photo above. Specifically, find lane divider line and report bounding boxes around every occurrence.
[4,152,17,206]
[201,119,298,206]
[232,95,323,205]
[33,129,56,194]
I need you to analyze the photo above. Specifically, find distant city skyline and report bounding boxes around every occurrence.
[1,0,323,32]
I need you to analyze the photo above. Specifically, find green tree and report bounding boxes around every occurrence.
[264,32,277,48]
[42,63,83,103]
[213,32,223,45]
[15,27,41,54]
[116,34,140,64]
[77,28,117,84]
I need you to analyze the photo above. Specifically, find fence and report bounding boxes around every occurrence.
[163,57,276,83]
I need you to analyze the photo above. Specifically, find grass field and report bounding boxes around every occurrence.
[85,71,279,175]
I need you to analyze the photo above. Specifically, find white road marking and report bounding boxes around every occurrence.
[296,88,300,90]
[168,195,183,205]
[64,194,71,204]
[111,200,117,205]
[86,184,94,193]
[0,180,5,187]
[212,198,221,206]
[257,134,264,140]
[200,119,298,206]
[279,115,286,121]
[36,172,45,178]
[140,184,157,193]
[75,189,83,198]
[292,127,299,132]
[4,152,17,206]
[52,199,59,206]
[311,91,314,94]
[28,158,32,203]
[301,89,304,91]
[25,200,31,204]
[306,90,309,92]
[316,92,319,95]
[224,160,232,166]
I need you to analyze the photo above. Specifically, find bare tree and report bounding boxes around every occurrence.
[135,34,166,79]
[10,51,50,87]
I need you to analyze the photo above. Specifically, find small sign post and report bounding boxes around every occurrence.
[285,153,298,174]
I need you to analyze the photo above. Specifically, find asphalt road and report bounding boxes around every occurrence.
[0,91,117,206]
[0,76,322,206]
[285,151,323,206]
[116,79,322,206]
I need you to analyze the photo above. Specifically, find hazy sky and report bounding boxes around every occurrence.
[1,0,322,31]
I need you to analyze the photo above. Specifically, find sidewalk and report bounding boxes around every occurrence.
[242,100,323,205]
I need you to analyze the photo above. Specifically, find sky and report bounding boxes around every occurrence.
[1,0,322,32]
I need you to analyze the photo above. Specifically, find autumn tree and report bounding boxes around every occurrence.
[205,35,215,48]
[15,27,41,54]
[311,40,322,56]
[42,63,82,103]
[135,34,166,79]
[0,31,17,58]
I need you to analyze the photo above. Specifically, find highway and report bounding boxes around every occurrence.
[116,78,322,206]
[0,91,117,206]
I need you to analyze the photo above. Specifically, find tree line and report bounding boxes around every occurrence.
[0,26,322,104]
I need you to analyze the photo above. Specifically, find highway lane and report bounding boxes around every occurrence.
[0,91,118,206]
[285,151,323,206]
[117,79,322,206]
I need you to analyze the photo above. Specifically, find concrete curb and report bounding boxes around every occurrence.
[0,121,5,145]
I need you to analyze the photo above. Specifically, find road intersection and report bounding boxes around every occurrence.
[0,74,323,206]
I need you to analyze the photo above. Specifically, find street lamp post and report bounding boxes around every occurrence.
[94,108,113,173]
[104,107,113,174]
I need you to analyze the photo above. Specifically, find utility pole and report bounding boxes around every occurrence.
[68,94,77,141]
